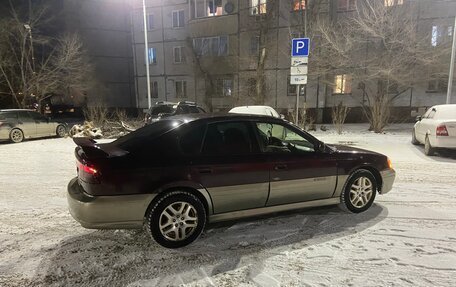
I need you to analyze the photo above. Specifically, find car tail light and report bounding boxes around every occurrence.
[436,125,449,136]
[387,158,393,169]
[76,160,100,183]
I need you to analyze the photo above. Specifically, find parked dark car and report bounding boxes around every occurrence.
[67,114,395,248]
[144,101,206,124]
[0,109,67,143]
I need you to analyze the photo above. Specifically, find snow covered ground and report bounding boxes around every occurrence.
[1,123,456,287]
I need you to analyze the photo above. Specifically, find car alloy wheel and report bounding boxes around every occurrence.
[146,191,206,248]
[349,177,373,208]
[56,125,66,137]
[340,169,377,213]
[159,202,198,241]
[10,129,24,143]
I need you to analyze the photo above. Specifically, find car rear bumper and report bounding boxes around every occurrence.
[0,128,10,140]
[67,177,156,229]
[432,136,456,149]
[380,169,395,194]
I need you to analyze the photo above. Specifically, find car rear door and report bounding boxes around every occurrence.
[17,111,36,137]
[252,121,338,206]
[187,120,270,214]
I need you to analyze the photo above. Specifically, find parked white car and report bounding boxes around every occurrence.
[412,104,456,156]
[229,105,284,119]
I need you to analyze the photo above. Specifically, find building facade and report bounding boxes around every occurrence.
[130,0,456,122]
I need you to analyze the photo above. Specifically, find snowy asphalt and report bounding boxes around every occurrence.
[0,124,455,286]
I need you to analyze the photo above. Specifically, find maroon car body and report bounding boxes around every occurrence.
[67,114,395,248]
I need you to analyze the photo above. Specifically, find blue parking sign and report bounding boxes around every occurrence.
[291,38,310,57]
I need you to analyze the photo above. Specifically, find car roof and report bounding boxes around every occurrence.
[166,112,285,123]
[0,109,35,112]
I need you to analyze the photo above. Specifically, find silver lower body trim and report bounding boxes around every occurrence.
[380,169,395,194]
[208,197,340,223]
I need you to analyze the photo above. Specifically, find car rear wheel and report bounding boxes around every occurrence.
[10,129,24,143]
[340,169,377,213]
[56,125,66,137]
[424,136,435,156]
[411,129,419,145]
[145,191,206,248]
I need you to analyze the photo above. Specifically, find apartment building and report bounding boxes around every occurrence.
[130,0,456,122]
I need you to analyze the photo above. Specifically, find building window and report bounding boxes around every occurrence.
[216,78,233,96]
[432,25,453,47]
[250,35,260,55]
[287,78,306,96]
[337,0,356,12]
[172,10,185,28]
[292,0,306,11]
[191,0,224,18]
[147,81,158,98]
[193,36,228,56]
[384,0,404,6]
[175,80,187,98]
[427,78,447,93]
[147,14,155,30]
[173,46,186,63]
[147,47,157,65]
[250,0,267,15]
[333,74,352,94]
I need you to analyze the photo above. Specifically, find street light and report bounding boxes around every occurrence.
[141,0,152,109]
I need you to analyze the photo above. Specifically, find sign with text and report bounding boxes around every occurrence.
[291,56,308,66]
[290,75,307,85]
[291,38,310,57]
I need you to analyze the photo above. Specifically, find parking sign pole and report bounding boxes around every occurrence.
[295,84,299,125]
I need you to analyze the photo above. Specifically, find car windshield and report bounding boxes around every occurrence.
[113,119,183,150]
[149,105,175,116]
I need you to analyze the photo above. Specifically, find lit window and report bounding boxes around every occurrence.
[191,0,224,18]
[432,25,453,47]
[175,80,187,98]
[172,10,184,28]
[337,0,356,12]
[173,47,186,63]
[193,36,228,56]
[384,0,403,6]
[147,47,157,65]
[292,0,306,11]
[216,79,233,96]
[250,0,267,15]
[333,74,352,94]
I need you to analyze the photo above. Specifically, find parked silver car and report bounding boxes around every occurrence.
[0,109,67,143]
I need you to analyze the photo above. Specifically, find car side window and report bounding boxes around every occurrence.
[0,112,18,120]
[202,122,253,155]
[179,123,206,155]
[254,122,315,153]
[29,112,48,122]
[18,111,33,122]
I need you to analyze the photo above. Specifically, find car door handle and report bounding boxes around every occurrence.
[274,164,288,171]
[198,168,212,174]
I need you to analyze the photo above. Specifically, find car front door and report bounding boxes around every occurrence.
[253,121,338,206]
[186,121,270,214]
[416,108,435,142]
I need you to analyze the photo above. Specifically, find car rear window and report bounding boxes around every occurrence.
[114,119,183,151]
[0,112,18,120]
[150,105,175,116]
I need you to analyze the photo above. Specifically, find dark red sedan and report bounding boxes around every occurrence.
[67,114,395,248]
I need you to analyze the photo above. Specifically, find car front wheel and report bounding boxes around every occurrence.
[340,169,377,213]
[56,125,66,137]
[146,191,206,248]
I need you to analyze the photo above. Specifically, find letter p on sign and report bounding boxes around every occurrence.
[291,38,310,57]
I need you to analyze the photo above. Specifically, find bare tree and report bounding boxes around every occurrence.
[332,101,350,134]
[0,1,94,108]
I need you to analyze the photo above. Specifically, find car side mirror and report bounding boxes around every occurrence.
[316,141,325,153]
[416,116,422,122]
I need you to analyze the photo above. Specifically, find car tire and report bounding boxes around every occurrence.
[56,125,67,138]
[340,169,377,213]
[411,129,419,145]
[424,136,435,156]
[145,191,206,248]
[10,128,24,143]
